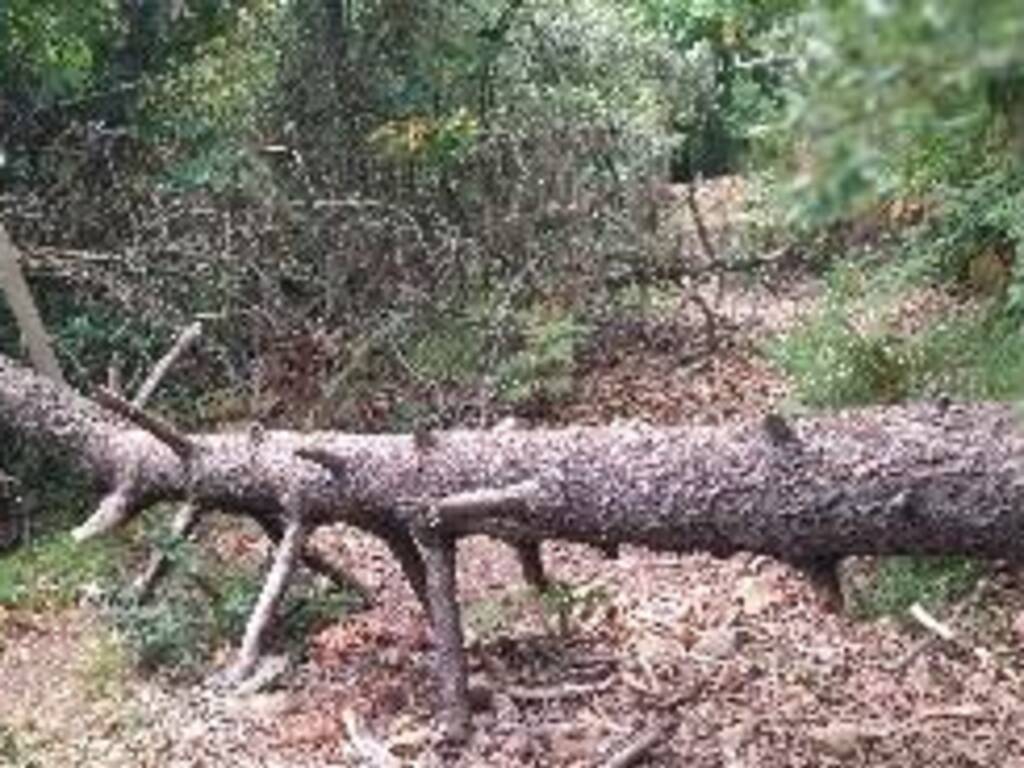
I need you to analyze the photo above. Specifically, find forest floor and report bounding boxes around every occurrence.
[5,192,1024,766]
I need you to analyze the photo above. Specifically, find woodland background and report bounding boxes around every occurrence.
[2,1,1024,765]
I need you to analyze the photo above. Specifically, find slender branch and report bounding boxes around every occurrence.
[72,484,133,542]
[229,519,307,682]
[133,321,202,408]
[507,676,614,702]
[599,723,668,768]
[133,501,201,602]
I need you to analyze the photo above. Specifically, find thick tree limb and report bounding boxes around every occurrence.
[415,527,469,741]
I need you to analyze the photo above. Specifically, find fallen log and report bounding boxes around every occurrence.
[2,351,1024,739]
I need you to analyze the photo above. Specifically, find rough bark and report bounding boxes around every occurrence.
[3,351,1024,737]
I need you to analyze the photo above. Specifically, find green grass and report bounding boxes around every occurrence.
[0,515,359,679]
[0,534,125,611]
[770,255,1024,409]
[853,556,982,620]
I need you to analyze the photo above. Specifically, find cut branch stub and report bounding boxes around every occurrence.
[434,479,541,525]
[295,447,348,480]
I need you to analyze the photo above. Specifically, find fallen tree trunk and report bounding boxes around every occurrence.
[2,351,1024,739]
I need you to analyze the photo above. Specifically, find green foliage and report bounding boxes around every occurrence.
[464,579,611,643]
[925,162,1024,305]
[388,299,587,422]
[0,534,124,610]
[368,109,480,167]
[464,590,530,644]
[495,307,589,407]
[0,0,118,102]
[636,0,804,177]
[139,1,284,192]
[402,295,510,387]
[538,580,610,637]
[771,310,912,409]
[108,531,357,676]
[854,556,981,620]
[769,261,919,407]
[773,252,1024,409]
[774,1,1024,226]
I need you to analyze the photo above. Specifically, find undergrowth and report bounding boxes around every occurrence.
[106,530,361,678]
[0,515,358,680]
[0,534,126,610]
[852,556,982,620]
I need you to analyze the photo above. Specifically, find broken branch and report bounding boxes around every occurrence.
[133,321,202,408]
[94,387,196,459]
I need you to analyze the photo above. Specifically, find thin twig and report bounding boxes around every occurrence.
[598,723,667,768]
[342,709,401,768]
[507,676,615,702]
[887,583,984,672]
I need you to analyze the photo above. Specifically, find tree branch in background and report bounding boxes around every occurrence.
[0,223,65,385]
[132,321,202,408]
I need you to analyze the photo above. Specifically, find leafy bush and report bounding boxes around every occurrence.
[771,308,912,408]
[773,1,1023,227]
[637,0,804,178]
[773,256,1024,409]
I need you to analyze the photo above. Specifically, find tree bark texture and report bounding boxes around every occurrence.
[3,351,1024,736]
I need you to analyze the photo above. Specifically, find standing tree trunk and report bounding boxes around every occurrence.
[0,224,64,384]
